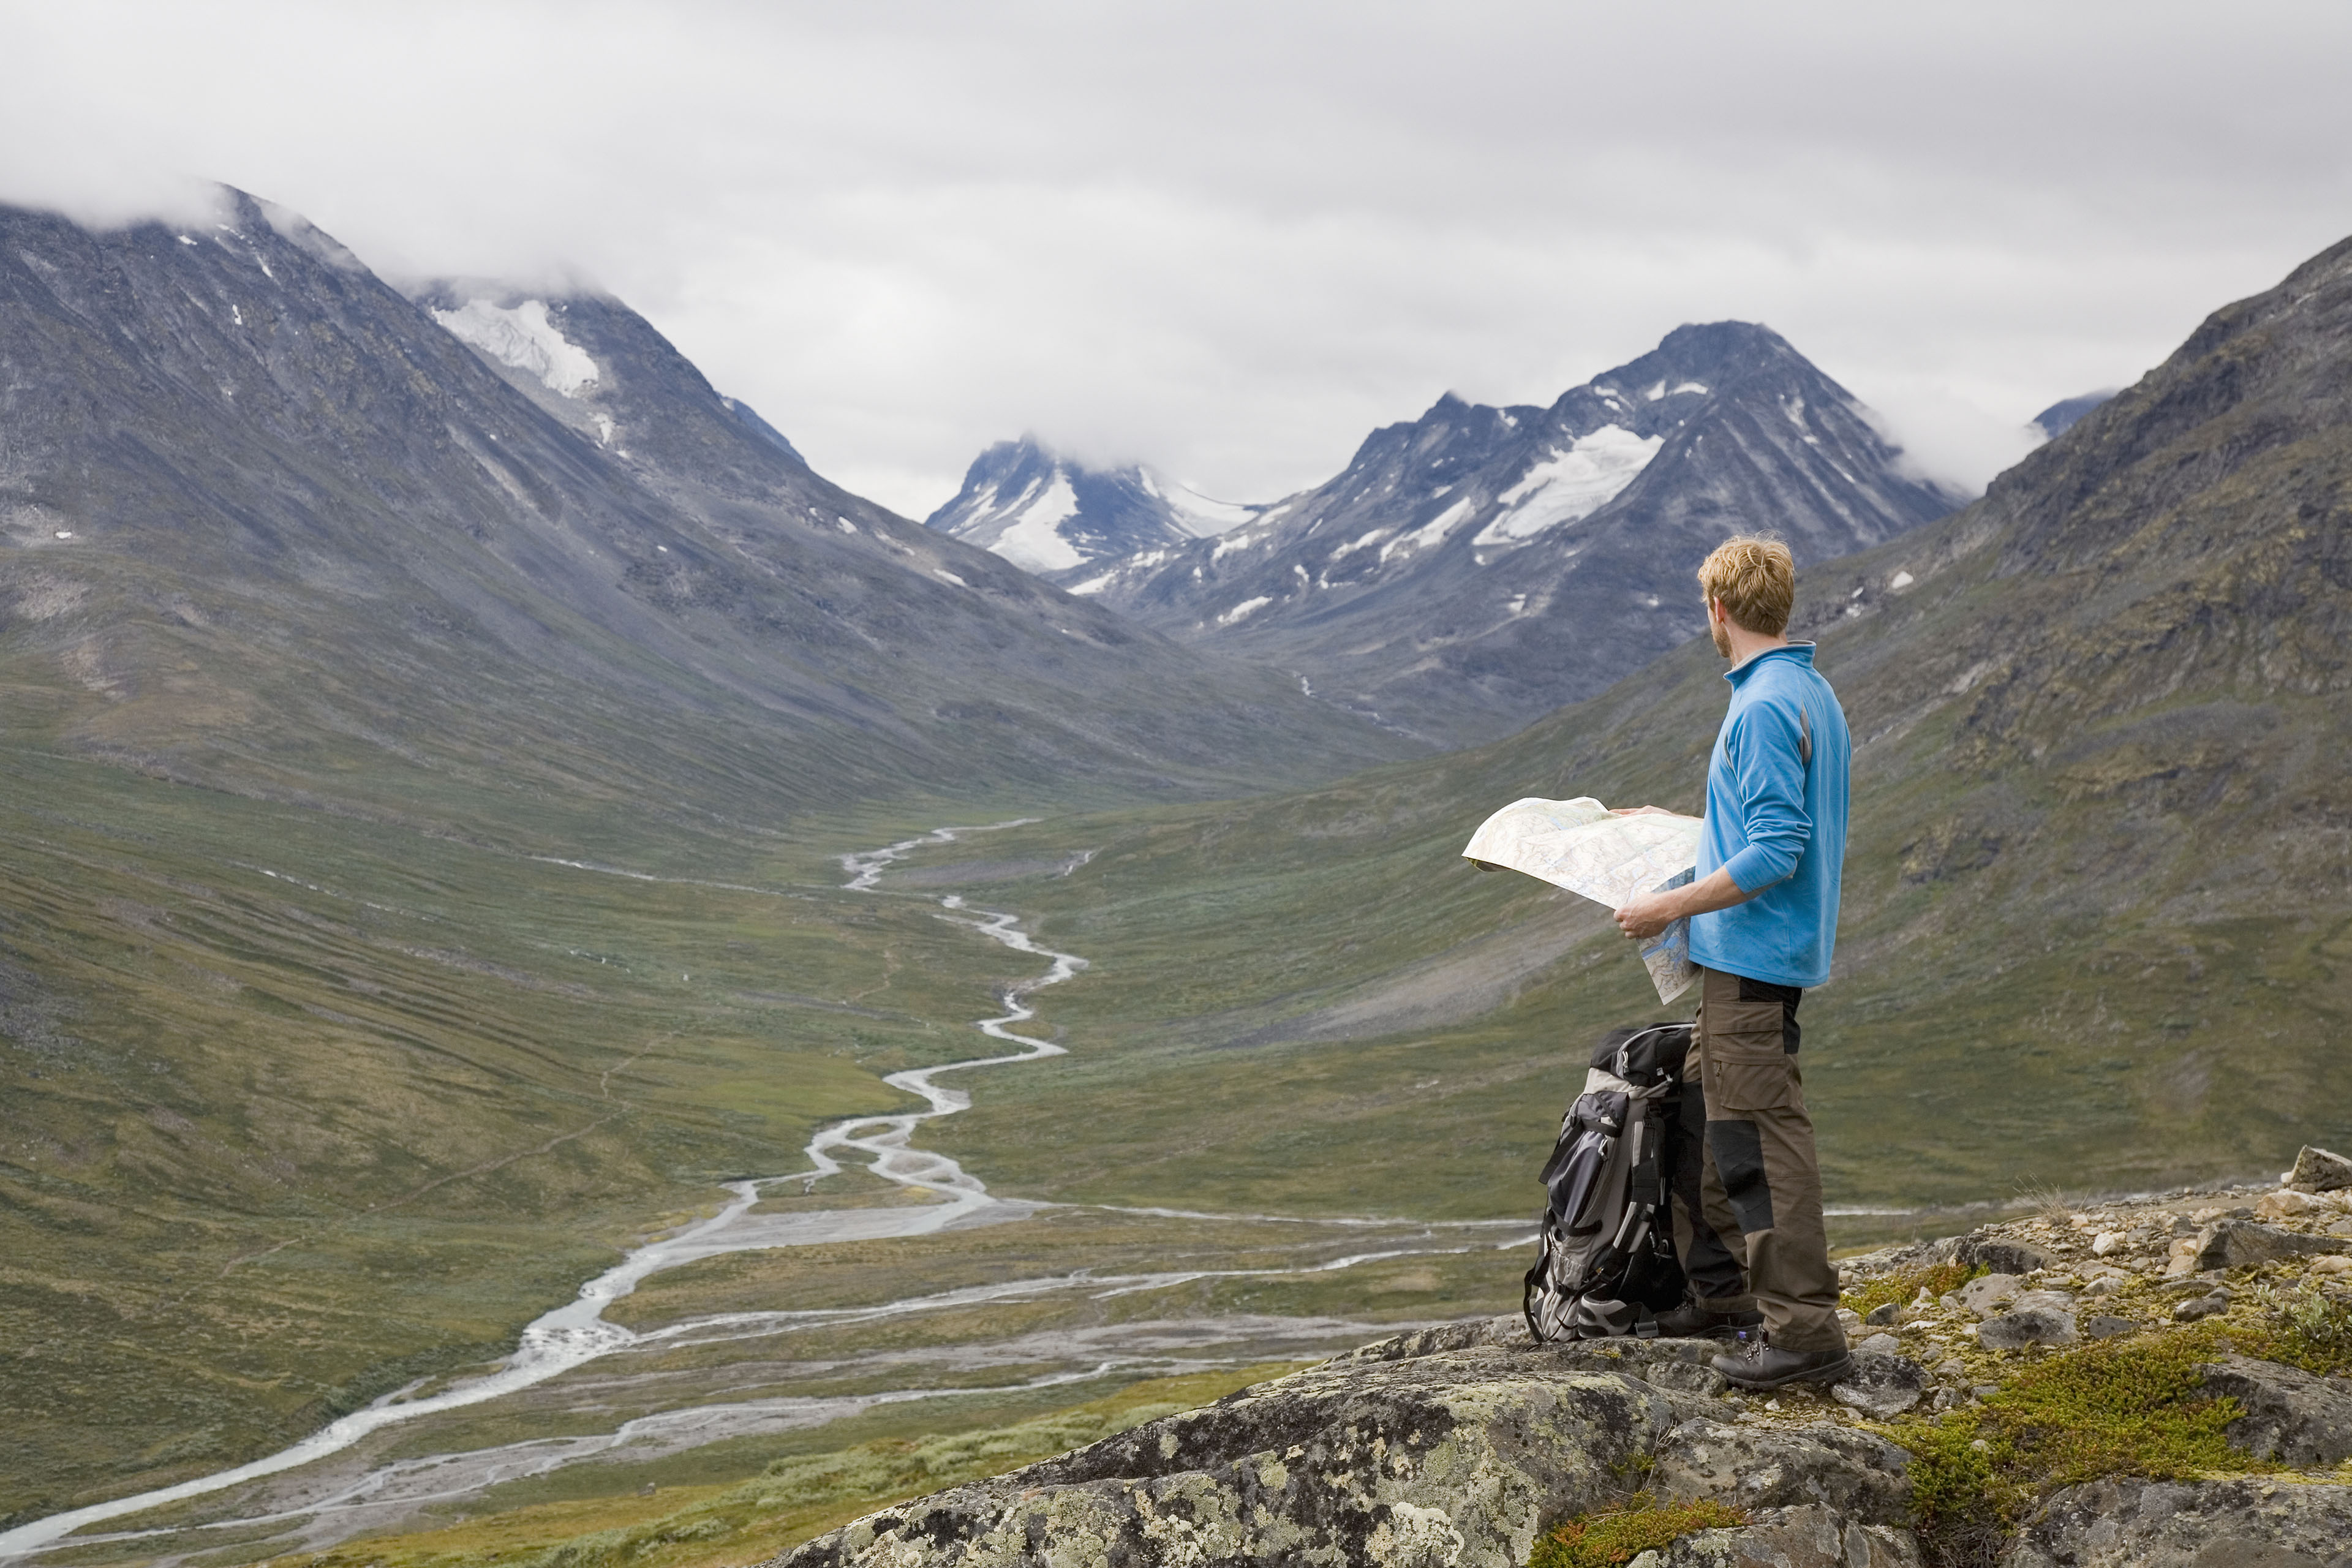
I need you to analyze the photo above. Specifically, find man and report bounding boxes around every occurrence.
[1612,535,1852,1390]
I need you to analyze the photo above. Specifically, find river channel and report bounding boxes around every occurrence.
[0,826,1525,1564]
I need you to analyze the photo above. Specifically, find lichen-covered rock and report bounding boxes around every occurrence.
[1648,1419,1914,1523]
[1829,1351,1929,1419]
[2194,1219,2350,1270]
[1336,1314,1531,1365]
[1958,1273,2025,1317]
[1644,1504,1923,1567]
[1977,1307,2079,1351]
[1957,1237,2057,1277]
[766,1346,1716,1567]
[2199,1354,2352,1466]
[2002,1476,2352,1566]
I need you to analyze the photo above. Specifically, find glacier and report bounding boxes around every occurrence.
[432,298,601,398]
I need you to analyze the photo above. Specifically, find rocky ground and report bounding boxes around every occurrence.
[755,1148,2352,1568]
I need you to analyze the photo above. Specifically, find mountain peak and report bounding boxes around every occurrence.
[925,435,1265,581]
[1068,320,1954,742]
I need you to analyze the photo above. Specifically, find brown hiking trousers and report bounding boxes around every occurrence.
[1678,966,1847,1353]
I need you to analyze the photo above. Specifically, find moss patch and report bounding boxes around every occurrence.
[1842,1262,1986,1321]
[1527,1494,1747,1568]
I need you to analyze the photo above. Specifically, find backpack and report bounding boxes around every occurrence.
[1523,1022,1693,1342]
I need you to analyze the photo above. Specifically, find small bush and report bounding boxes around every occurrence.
[2247,1284,2352,1376]
[1527,1493,1747,1568]
[1843,1262,1986,1320]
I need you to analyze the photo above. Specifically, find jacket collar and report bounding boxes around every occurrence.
[1724,641,1816,687]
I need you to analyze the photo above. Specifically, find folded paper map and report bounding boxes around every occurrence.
[1461,796,1703,1005]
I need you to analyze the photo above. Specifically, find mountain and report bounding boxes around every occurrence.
[2030,388,2119,440]
[0,190,1409,844]
[924,437,1264,577]
[1069,323,1959,744]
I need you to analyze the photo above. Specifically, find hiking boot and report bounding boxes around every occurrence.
[1654,1300,1765,1341]
[1713,1338,1853,1390]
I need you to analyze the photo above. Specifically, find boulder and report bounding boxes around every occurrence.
[2195,1220,2350,1271]
[2003,1476,2352,1567]
[1642,1502,1922,1566]
[766,1346,1712,1568]
[2288,1145,2352,1193]
[2199,1354,2352,1466]
[1959,1273,2025,1317]
[1978,1307,2079,1350]
[2082,1314,2139,1340]
[1648,1419,1915,1523]
[2173,1289,2232,1324]
[1830,1351,1931,1419]
[1959,1236,2057,1276]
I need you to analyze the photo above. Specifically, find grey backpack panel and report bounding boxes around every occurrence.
[1523,1022,1692,1342]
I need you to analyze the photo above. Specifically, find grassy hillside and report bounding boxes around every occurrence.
[0,707,1055,1525]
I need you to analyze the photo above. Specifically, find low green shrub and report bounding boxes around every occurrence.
[1883,1320,2276,1561]
[1527,1493,1746,1568]
[1988,1326,2263,1487]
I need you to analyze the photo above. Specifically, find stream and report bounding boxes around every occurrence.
[0,824,1520,1563]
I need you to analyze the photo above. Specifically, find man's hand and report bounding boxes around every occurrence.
[1618,867,1761,941]
[1614,889,1681,941]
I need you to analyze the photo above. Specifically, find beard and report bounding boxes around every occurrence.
[1710,617,1733,658]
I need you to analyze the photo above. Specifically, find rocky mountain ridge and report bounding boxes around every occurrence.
[923,436,1264,576]
[0,189,1407,843]
[764,1150,2352,1567]
[1067,322,1958,744]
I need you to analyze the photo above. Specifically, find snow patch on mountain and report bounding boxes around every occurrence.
[432,299,600,397]
[1379,496,1475,561]
[1158,478,1261,537]
[984,473,1086,573]
[1471,426,1664,550]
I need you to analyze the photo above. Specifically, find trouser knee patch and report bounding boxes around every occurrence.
[1708,1118,1774,1235]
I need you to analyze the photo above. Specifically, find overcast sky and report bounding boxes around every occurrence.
[7,0,2350,517]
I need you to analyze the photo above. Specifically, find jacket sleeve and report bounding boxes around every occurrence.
[1716,698,1813,894]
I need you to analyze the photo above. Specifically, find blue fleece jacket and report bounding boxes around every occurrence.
[1687,643,1850,989]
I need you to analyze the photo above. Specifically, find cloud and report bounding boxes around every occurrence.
[5,0,2351,514]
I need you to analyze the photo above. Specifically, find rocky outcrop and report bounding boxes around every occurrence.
[2003,1477,2352,1567]
[767,1166,2352,1568]
[766,1329,1915,1568]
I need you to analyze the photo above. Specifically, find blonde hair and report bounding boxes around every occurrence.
[1697,534,1795,636]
